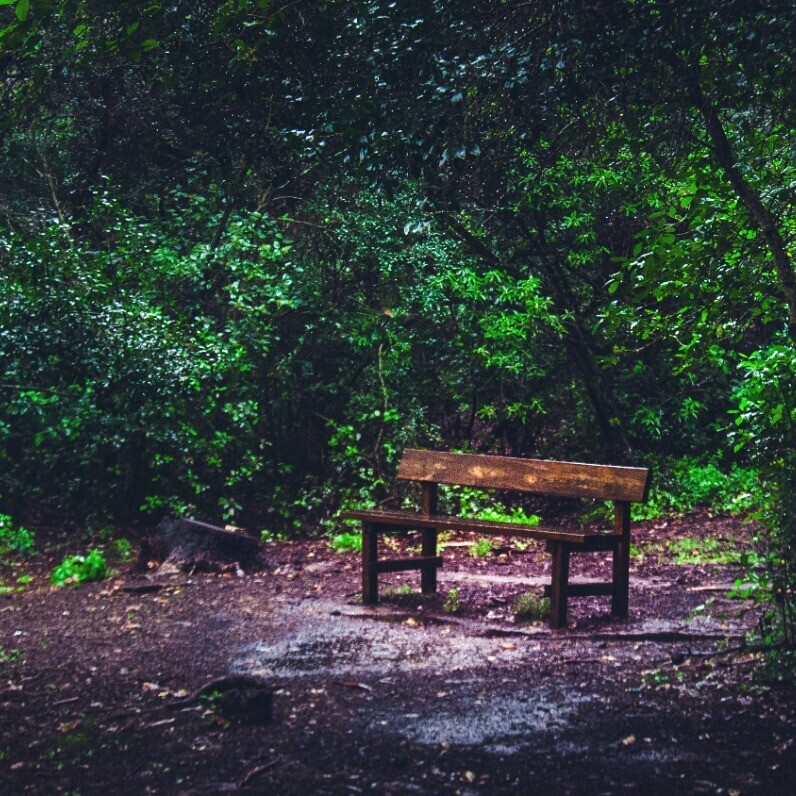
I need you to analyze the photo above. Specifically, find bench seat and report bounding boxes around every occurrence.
[341,509,620,548]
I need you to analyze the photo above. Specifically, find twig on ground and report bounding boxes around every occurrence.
[52,696,80,707]
[240,759,279,786]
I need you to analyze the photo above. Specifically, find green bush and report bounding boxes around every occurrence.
[50,550,109,587]
[468,538,495,558]
[0,513,35,555]
[444,588,461,614]
[0,202,286,525]
[513,592,551,622]
[109,538,133,561]
[328,532,362,553]
[632,457,761,520]
[730,342,796,663]
[476,506,541,526]
[440,486,542,527]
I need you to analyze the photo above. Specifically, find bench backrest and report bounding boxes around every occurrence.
[397,449,651,503]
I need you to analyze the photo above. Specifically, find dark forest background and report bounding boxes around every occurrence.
[1,1,794,648]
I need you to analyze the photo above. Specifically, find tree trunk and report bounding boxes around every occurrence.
[445,216,634,461]
[544,257,634,462]
[684,66,796,345]
[563,316,634,463]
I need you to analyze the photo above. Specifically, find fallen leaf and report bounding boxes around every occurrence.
[622,734,636,746]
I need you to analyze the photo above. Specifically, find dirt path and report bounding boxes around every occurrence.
[1,513,794,794]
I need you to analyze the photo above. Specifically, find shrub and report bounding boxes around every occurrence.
[50,550,109,587]
[476,507,541,525]
[110,538,133,561]
[0,514,35,555]
[328,532,362,553]
[730,342,796,662]
[468,538,495,558]
[444,588,461,614]
[513,592,550,622]
[632,457,761,520]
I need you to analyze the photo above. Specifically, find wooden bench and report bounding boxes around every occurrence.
[341,449,651,629]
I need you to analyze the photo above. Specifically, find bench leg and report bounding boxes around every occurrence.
[362,523,378,604]
[549,542,570,629]
[420,529,438,594]
[611,538,629,617]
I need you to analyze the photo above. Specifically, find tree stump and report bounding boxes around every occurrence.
[142,517,267,574]
[192,675,273,725]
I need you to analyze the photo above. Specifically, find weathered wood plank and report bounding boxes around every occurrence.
[420,482,438,594]
[544,582,614,597]
[421,482,438,515]
[612,501,631,617]
[396,449,651,502]
[375,556,443,574]
[549,542,570,629]
[362,523,378,604]
[420,530,438,593]
[342,509,595,545]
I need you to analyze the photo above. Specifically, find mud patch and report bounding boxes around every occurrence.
[232,599,534,677]
[375,687,591,754]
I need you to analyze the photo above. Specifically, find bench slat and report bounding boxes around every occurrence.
[342,509,610,545]
[375,556,443,574]
[397,449,651,502]
[543,582,614,597]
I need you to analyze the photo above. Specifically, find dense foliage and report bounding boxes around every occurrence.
[1,1,794,648]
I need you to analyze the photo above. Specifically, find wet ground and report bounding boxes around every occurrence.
[1,512,794,794]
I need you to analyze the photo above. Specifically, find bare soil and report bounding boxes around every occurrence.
[1,512,794,795]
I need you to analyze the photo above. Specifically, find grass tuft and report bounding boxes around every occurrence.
[513,592,550,622]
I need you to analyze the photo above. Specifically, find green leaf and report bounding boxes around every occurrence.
[15,0,29,22]
[0,1,17,6]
